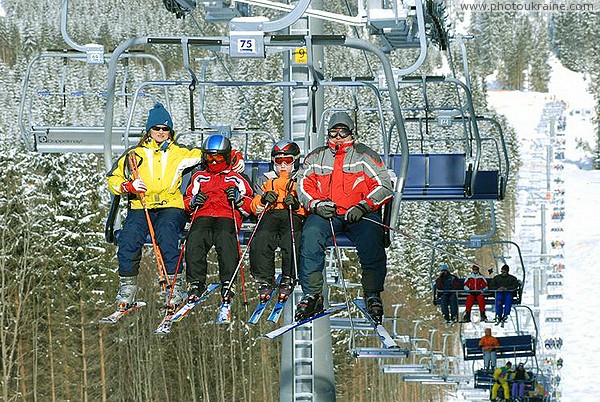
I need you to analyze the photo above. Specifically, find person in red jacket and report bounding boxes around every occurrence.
[249,140,306,303]
[294,112,393,323]
[463,264,489,322]
[183,134,253,303]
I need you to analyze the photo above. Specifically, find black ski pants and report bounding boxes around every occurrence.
[250,209,303,282]
[185,216,239,285]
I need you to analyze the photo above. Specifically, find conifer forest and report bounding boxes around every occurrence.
[0,0,598,401]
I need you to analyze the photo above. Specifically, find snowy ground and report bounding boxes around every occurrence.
[488,57,599,401]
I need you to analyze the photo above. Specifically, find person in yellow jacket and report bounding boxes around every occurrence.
[106,103,205,311]
[491,361,513,401]
[249,140,306,303]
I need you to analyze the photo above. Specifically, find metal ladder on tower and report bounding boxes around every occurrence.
[279,10,336,402]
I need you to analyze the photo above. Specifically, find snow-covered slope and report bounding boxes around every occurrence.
[488,57,599,402]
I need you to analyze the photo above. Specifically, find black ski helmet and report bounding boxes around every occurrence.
[202,134,232,164]
[271,140,301,171]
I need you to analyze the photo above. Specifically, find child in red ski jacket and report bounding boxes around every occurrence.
[183,135,252,303]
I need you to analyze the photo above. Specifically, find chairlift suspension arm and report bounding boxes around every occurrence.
[127,152,170,289]
[61,56,68,108]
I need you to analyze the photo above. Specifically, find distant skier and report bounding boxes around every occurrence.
[491,361,513,401]
[511,362,531,401]
[489,264,520,324]
[462,264,489,322]
[249,140,305,303]
[479,327,500,370]
[435,264,461,324]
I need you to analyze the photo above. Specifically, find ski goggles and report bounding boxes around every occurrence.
[205,154,226,163]
[151,125,171,132]
[273,155,295,165]
[327,128,352,138]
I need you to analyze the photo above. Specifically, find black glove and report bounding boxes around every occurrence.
[344,201,370,223]
[314,200,336,219]
[225,187,244,207]
[283,194,300,210]
[261,191,278,205]
[191,191,208,209]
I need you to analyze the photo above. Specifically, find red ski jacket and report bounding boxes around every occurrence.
[184,168,253,227]
[463,273,489,291]
[297,141,393,214]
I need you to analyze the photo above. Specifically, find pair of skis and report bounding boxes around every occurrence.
[248,293,290,324]
[155,283,222,334]
[262,298,398,351]
[98,301,147,324]
[248,280,291,324]
[98,283,222,332]
[262,303,348,339]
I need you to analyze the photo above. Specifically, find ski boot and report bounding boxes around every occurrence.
[221,281,236,304]
[462,312,471,323]
[277,276,295,302]
[294,294,324,321]
[165,274,186,307]
[187,282,206,303]
[257,278,275,303]
[364,293,384,325]
[116,276,138,311]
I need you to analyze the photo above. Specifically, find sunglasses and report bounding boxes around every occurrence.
[273,155,295,165]
[151,126,171,132]
[206,154,225,163]
[327,128,352,138]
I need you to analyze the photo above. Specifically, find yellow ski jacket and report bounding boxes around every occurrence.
[107,139,202,210]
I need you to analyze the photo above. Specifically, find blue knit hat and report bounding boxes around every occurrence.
[145,103,173,133]
[439,264,449,271]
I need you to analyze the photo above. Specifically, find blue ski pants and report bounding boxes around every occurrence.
[495,290,514,317]
[117,208,187,277]
[298,212,387,296]
[440,292,459,319]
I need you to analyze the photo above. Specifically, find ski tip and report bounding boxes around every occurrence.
[260,332,279,340]
[98,318,117,324]
[215,319,231,325]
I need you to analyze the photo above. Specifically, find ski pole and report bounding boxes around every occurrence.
[288,205,299,281]
[164,204,199,307]
[285,181,299,282]
[230,199,248,311]
[222,203,270,302]
[328,218,355,349]
[127,152,169,290]
[361,216,491,271]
